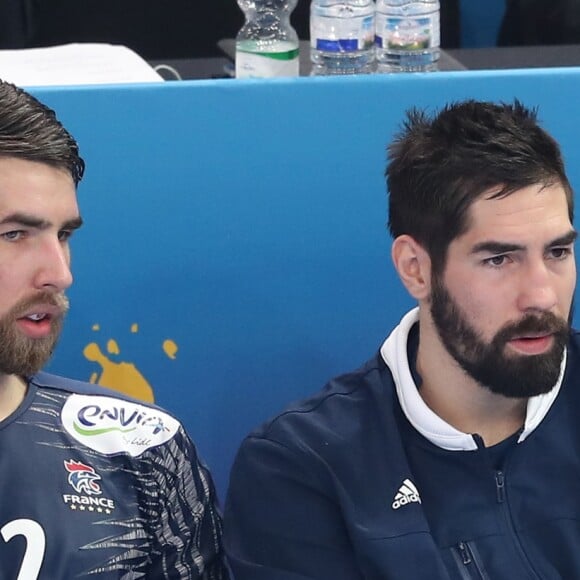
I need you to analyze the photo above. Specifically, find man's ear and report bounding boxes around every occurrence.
[391,235,432,300]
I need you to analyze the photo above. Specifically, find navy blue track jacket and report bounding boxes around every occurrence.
[225,308,580,579]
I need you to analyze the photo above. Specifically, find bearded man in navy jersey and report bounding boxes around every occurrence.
[0,80,229,579]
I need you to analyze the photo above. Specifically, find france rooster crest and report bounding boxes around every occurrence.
[64,459,102,495]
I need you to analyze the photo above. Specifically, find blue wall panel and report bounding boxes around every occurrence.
[30,68,580,499]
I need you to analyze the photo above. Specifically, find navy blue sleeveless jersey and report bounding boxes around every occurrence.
[0,372,228,579]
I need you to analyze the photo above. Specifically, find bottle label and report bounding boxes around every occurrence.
[236,43,300,78]
[375,14,440,50]
[312,15,374,53]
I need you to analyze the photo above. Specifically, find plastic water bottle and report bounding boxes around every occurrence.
[235,0,300,78]
[310,0,376,75]
[375,0,440,72]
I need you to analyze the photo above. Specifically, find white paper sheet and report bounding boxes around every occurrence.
[0,43,164,87]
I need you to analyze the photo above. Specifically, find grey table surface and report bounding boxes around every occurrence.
[150,42,580,81]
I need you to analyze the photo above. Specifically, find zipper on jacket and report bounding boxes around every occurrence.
[495,470,505,503]
[458,542,472,565]
[452,541,489,580]
[493,468,542,579]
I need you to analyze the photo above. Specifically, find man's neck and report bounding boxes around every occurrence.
[416,315,527,447]
[0,374,28,422]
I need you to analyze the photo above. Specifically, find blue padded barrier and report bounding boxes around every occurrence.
[31,68,580,499]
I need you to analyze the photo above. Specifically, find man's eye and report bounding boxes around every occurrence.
[58,230,73,242]
[484,255,507,267]
[1,230,25,241]
[550,247,572,260]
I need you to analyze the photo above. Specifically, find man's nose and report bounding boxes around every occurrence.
[33,238,73,292]
[516,260,558,313]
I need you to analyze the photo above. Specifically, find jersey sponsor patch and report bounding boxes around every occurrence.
[61,394,180,457]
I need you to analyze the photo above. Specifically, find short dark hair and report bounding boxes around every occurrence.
[0,80,84,185]
[387,100,573,274]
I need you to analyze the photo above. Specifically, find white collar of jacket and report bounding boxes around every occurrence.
[380,307,567,451]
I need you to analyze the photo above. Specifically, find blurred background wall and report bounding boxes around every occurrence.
[1,0,512,59]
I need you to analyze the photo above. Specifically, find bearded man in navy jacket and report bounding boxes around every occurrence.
[224,99,580,579]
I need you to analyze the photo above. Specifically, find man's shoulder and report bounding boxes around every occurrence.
[31,371,152,402]
[250,351,395,446]
[29,372,187,458]
[230,351,412,495]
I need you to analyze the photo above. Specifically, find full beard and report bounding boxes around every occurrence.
[429,278,569,398]
[0,292,68,377]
